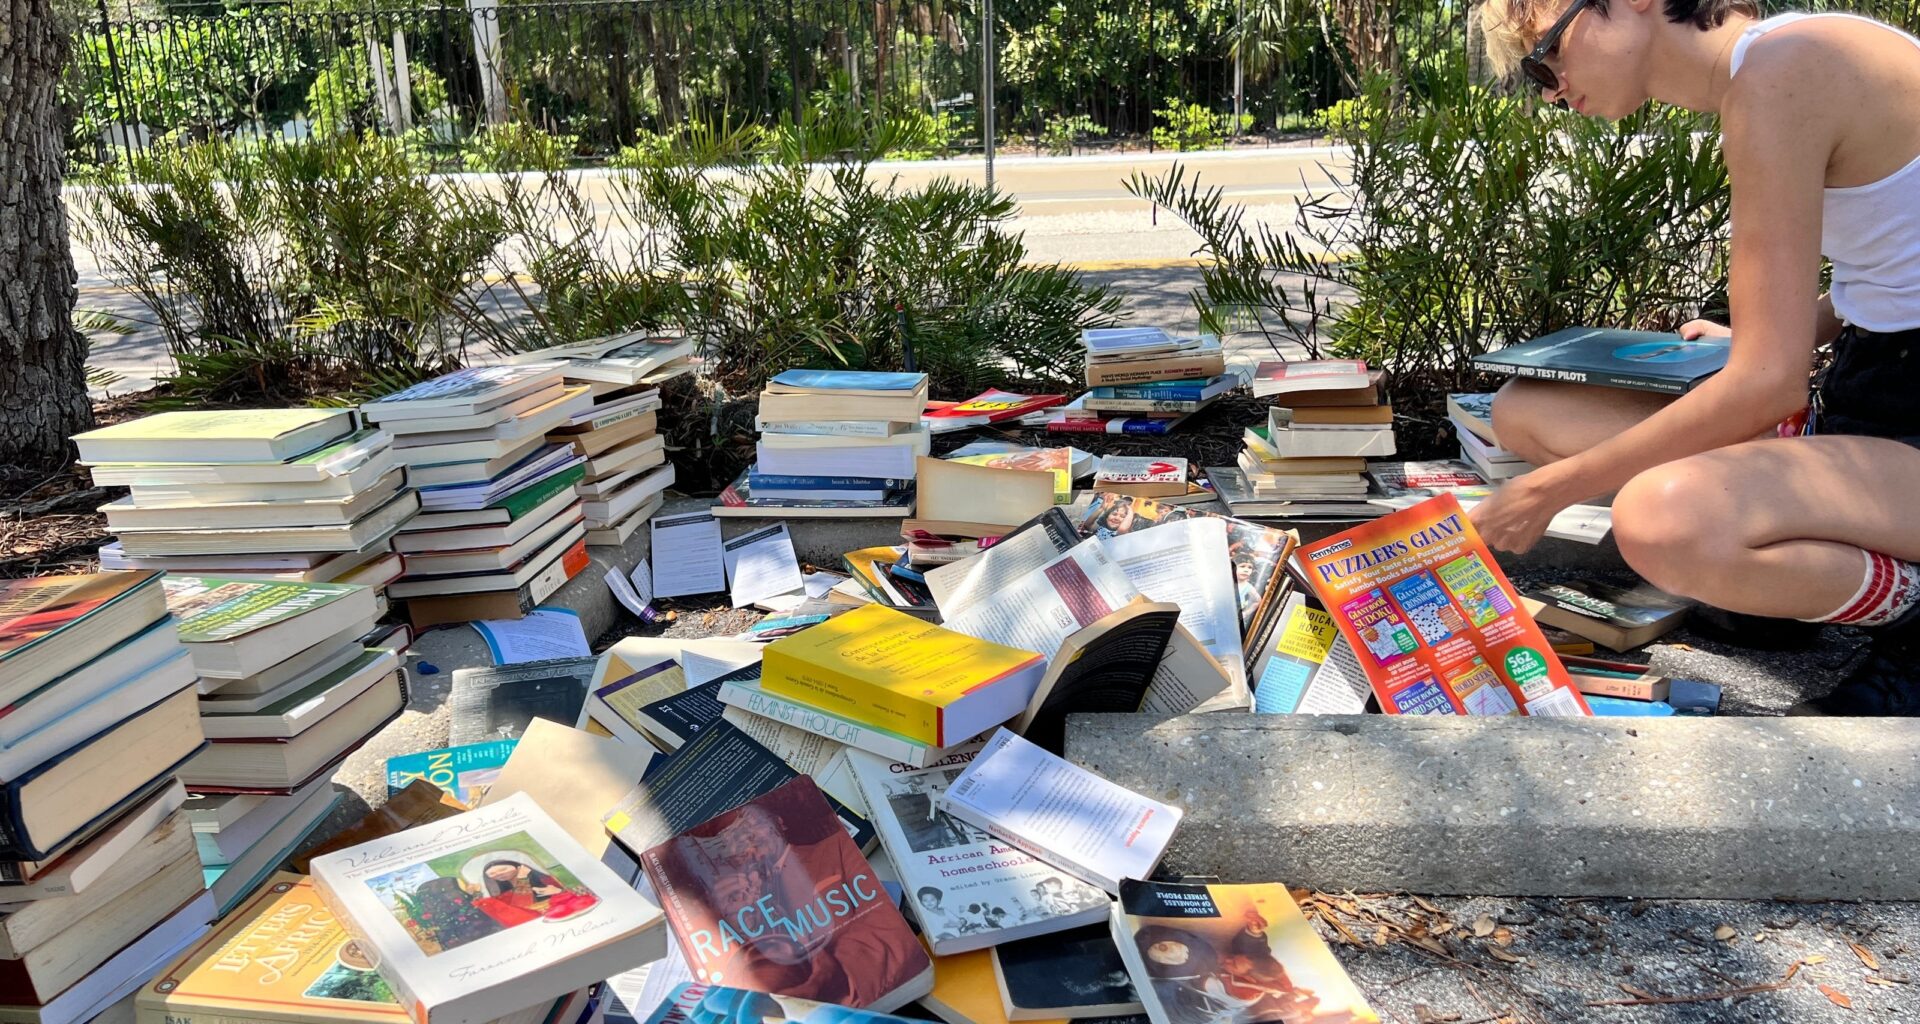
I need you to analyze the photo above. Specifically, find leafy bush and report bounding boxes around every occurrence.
[1151,99,1251,152]
[1127,71,1732,404]
[460,123,580,172]
[306,47,450,139]
[1042,114,1108,155]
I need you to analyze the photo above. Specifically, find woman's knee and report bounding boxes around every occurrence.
[1612,460,1743,597]
[1489,379,1563,465]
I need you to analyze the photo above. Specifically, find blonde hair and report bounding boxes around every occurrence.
[1478,0,1761,81]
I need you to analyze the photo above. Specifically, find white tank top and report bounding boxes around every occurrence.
[1730,12,1920,331]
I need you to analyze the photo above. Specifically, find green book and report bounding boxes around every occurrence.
[165,577,367,644]
[496,464,586,520]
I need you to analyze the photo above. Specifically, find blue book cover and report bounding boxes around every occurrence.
[1585,695,1677,717]
[1089,373,1237,401]
[1473,327,1729,395]
[769,369,926,392]
[384,739,519,803]
[747,472,904,490]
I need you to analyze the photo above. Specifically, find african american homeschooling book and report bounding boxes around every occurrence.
[1296,494,1591,717]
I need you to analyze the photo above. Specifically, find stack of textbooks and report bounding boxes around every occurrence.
[1447,392,1533,481]
[511,333,695,546]
[718,370,929,517]
[1046,328,1229,436]
[77,409,416,595]
[160,575,404,913]
[364,365,596,628]
[0,572,217,1024]
[1224,360,1394,520]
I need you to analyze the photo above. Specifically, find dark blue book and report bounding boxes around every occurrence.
[1088,373,1237,402]
[747,472,905,491]
[1473,327,1730,395]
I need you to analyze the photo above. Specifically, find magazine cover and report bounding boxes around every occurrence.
[643,982,933,1024]
[1471,327,1730,394]
[846,744,1110,956]
[640,777,931,1010]
[1114,880,1376,1024]
[1074,493,1295,639]
[1297,494,1590,717]
[309,792,664,1024]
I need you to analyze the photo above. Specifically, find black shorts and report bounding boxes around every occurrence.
[1812,325,1920,448]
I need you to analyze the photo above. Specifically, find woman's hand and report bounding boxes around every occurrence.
[1679,318,1732,340]
[1468,473,1574,555]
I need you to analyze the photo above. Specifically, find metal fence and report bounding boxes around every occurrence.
[65,0,1920,176]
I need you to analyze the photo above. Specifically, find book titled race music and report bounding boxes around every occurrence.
[760,604,1046,748]
[309,792,665,1024]
[941,729,1181,894]
[1297,493,1591,717]
[639,776,933,1011]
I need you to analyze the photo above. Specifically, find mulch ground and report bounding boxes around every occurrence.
[0,394,149,579]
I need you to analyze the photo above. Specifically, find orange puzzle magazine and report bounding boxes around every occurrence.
[1297,493,1591,716]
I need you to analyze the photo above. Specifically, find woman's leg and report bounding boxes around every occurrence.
[1609,435,1920,618]
[1489,378,1676,466]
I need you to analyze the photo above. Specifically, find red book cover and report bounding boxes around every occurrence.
[640,777,932,1011]
[0,571,162,660]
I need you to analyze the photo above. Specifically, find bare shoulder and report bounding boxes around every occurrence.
[1727,17,1920,183]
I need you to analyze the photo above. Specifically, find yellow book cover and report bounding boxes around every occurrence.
[760,604,1043,746]
[75,409,348,444]
[137,873,410,1024]
[921,939,1067,1024]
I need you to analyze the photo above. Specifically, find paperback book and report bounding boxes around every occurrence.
[447,657,596,745]
[1472,327,1730,394]
[386,739,520,804]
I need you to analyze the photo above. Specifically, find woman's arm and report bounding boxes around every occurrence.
[1472,42,1835,551]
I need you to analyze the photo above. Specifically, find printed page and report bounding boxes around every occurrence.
[1100,518,1245,681]
[1295,634,1371,714]
[472,607,591,665]
[649,511,727,597]
[940,541,1140,658]
[1141,625,1241,714]
[722,522,805,609]
[926,516,1076,617]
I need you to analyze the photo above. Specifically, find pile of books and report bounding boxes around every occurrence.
[1220,359,1394,520]
[510,333,695,546]
[1044,327,1230,436]
[0,572,215,1024]
[364,365,596,629]
[717,369,929,517]
[78,409,415,595]
[161,574,406,913]
[1448,392,1533,480]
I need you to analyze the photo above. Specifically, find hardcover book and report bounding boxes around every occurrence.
[714,470,918,519]
[1111,880,1376,1024]
[386,740,521,804]
[941,729,1180,894]
[137,873,412,1024]
[639,777,932,1011]
[361,365,565,419]
[848,743,1110,957]
[308,792,665,1024]
[0,571,168,702]
[447,657,596,745]
[1471,327,1730,395]
[72,409,353,464]
[760,604,1047,749]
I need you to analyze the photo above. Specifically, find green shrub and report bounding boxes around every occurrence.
[1041,114,1107,155]
[305,48,449,139]
[1127,71,1733,402]
[1152,99,1251,152]
[460,123,580,173]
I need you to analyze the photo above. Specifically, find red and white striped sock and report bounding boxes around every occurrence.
[1807,549,1920,626]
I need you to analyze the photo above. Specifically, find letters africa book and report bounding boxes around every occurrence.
[1472,327,1730,395]
[941,729,1180,894]
[309,792,665,1024]
[1111,880,1376,1024]
[640,982,933,1024]
[639,777,932,1011]
[760,605,1046,749]
[137,872,412,1024]
[385,740,520,804]
[847,742,1110,957]
[1297,494,1591,717]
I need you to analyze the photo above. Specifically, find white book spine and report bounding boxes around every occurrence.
[716,682,933,767]
[757,419,902,437]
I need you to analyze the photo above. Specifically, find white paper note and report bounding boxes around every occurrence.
[472,607,590,665]
[722,522,805,609]
[650,511,727,598]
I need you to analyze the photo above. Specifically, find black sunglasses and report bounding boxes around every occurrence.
[1520,0,1593,93]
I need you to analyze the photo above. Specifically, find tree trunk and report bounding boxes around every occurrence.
[0,0,94,474]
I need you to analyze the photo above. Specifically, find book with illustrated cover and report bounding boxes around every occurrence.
[992,923,1142,1020]
[922,391,1067,433]
[640,982,935,1024]
[767,370,929,394]
[162,576,377,679]
[1247,595,1370,716]
[848,743,1110,957]
[1111,880,1376,1024]
[447,657,596,746]
[1297,494,1590,717]
[639,777,932,1011]
[0,571,168,703]
[716,670,940,768]
[1092,458,1188,500]
[1522,579,1694,652]
[137,873,411,1024]
[361,365,565,419]
[386,740,520,804]
[309,792,665,1024]
[1472,327,1729,394]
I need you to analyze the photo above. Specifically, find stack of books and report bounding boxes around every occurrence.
[1225,360,1394,519]
[159,575,403,913]
[0,571,216,1024]
[1448,392,1533,480]
[511,333,695,546]
[1045,328,1228,436]
[717,369,929,517]
[363,365,596,628]
[78,410,416,596]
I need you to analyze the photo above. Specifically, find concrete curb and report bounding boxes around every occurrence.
[1065,712,1920,900]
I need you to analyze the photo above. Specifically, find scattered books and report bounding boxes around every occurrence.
[1523,579,1694,652]
[1091,457,1188,500]
[923,390,1067,433]
[991,923,1143,1020]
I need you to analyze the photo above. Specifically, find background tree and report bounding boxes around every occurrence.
[2,0,94,474]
